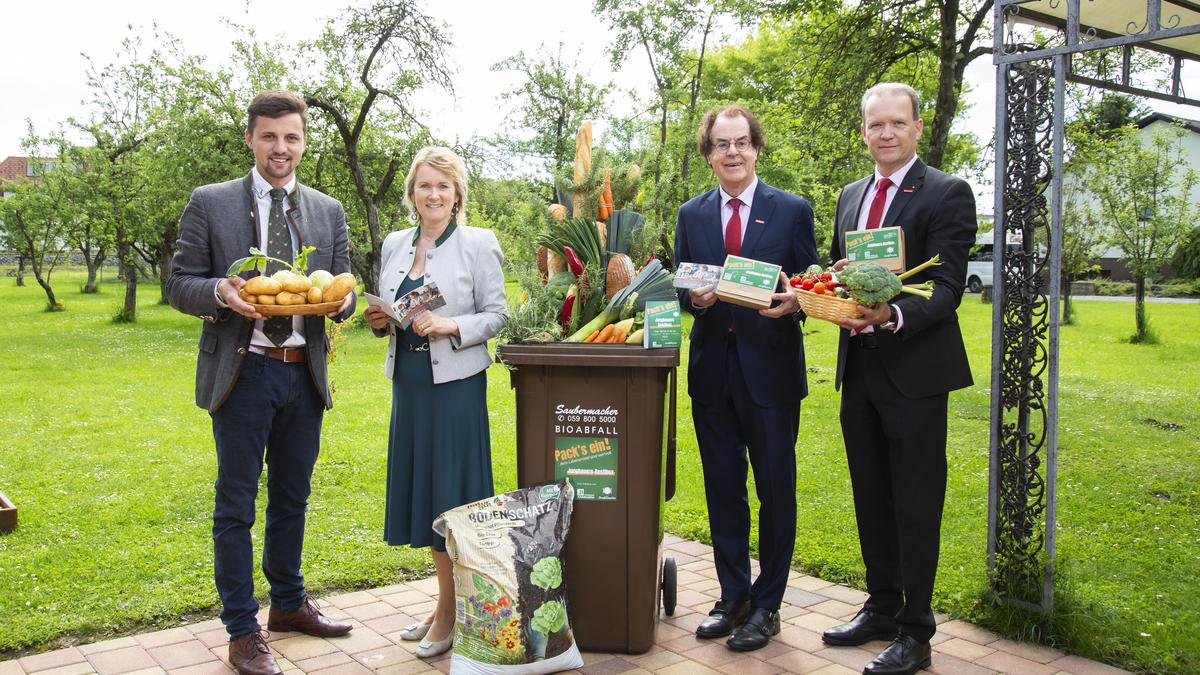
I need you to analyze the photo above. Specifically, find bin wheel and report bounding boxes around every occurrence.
[661,557,677,616]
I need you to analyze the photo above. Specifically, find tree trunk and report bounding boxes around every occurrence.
[926,0,961,169]
[1061,274,1074,325]
[1133,273,1147,342]
[158,220,177,304]
[37,274,60,310]
[16,255,26,286]
[82,245,106,294]
[116,222,137,322]
[362,201,382,296]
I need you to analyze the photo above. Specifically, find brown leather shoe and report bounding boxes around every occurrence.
[267,597,352,637]
[228,631,281,675]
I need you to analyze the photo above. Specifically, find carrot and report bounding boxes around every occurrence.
[584,330,601,343]
[596,323,616,343]
[613,328,627,343]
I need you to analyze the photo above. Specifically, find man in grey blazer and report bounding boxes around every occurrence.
[166,90,355,675]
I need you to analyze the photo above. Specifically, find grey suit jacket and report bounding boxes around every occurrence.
[375,224,507,383]
[166,174,357,412]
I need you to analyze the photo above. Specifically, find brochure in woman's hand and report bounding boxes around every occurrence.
[365,281,446,329]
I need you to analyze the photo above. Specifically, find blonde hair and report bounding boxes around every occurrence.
[403,146,468,225]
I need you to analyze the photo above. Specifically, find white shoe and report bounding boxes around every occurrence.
[415,629,453,658]
[399,621,431,641]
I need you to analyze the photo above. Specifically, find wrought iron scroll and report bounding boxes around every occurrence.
[987,61,1057,612]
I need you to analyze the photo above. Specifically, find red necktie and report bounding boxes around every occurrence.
[725,197,742,255]
[865,177,894,230]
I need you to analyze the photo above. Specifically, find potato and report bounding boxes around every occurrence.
[307,287,323,304]
[242,293,258,304]
[276,291,307,306]
[256,293,277,305]
[245,276,283,295]
[281,273,312,294]
[322,272,357,303]
[238,288,253,303]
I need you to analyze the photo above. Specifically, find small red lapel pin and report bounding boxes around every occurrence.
[902,187,915,193]
[755,218,765,224]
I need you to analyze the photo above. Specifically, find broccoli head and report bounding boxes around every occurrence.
[840,263,902,306]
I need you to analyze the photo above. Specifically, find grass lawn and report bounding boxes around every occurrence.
[0,271,1197,673]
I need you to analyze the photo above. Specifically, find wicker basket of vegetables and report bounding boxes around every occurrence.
[790,256,943,324]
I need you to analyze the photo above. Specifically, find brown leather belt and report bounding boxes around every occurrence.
[252,346,307,363]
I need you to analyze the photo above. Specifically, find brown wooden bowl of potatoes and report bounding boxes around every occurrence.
[240,271,357,316]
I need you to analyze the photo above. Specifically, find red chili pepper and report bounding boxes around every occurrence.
[563,246,585,278]
[560,294,575,332]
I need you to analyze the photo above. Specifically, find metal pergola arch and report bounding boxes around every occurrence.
[988,0,1200,612]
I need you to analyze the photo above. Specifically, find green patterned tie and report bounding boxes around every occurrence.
[263,188,292,346]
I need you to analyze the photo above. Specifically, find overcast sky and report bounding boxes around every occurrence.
[4,0,1197,208]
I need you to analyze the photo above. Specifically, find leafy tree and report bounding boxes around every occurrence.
[0,150,71,310]
[1080,124,1197,342]
[1059,92,1137,324]
[299,0,455,293]
[76,33,171,322]
[1171,226,1200,278]
[764,0,992,169]
[594,0,724,221]
[491,43,612,187]
[56,143,113,294]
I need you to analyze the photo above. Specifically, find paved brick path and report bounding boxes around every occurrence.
[0,535,1129,675]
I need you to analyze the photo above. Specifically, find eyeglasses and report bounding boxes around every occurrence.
[712,137,753,153]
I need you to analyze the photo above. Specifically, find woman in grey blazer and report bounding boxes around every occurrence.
[364,147,507,658]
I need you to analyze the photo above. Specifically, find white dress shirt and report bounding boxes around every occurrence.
[852,155,919,332]
[718,176,758,248]
[248,168,304,348]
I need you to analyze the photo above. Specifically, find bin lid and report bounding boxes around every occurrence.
[496,343,680,368]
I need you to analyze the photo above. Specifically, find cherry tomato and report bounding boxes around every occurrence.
[800,278,815,290]
[789,276,803,288]
[812,282,827,294]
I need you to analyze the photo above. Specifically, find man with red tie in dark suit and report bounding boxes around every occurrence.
[674,105,819,652]
[820,83,976,675]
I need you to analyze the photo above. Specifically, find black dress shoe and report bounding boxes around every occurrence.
[695,599,751,639]
[822,610,899,646]
[726,607,780,652]
[863,635,931,675]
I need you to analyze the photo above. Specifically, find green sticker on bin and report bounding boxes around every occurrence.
[720,255,781,290]
[554,436,618,501]
[643,300,681,349]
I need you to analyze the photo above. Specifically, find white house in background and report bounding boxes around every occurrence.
[1067,112,1200,281]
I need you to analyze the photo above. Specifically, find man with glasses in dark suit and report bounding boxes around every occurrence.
[674,104,819,653]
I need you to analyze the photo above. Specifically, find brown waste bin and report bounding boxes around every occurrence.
[496,343,679,654]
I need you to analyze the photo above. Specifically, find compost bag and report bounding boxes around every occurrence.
[433,480,582,674]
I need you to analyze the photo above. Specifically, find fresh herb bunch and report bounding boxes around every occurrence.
[226,245,316,276]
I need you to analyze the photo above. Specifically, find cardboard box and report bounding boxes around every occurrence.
[715,255,782,309]
[845,226,906,272]
[643,300,681,349]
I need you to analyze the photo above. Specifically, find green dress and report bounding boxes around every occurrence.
[384,273,493,551]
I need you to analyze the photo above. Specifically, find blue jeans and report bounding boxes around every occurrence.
[210,353,324,637]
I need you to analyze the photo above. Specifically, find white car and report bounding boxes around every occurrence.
[964,230,1019,293]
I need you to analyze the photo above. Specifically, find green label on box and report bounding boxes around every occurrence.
[720,255,782,290]
[554,436,618,500]
[644,300,681,348]
[846,227,902,262]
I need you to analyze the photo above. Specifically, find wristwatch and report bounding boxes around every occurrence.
[879,304,898,331]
